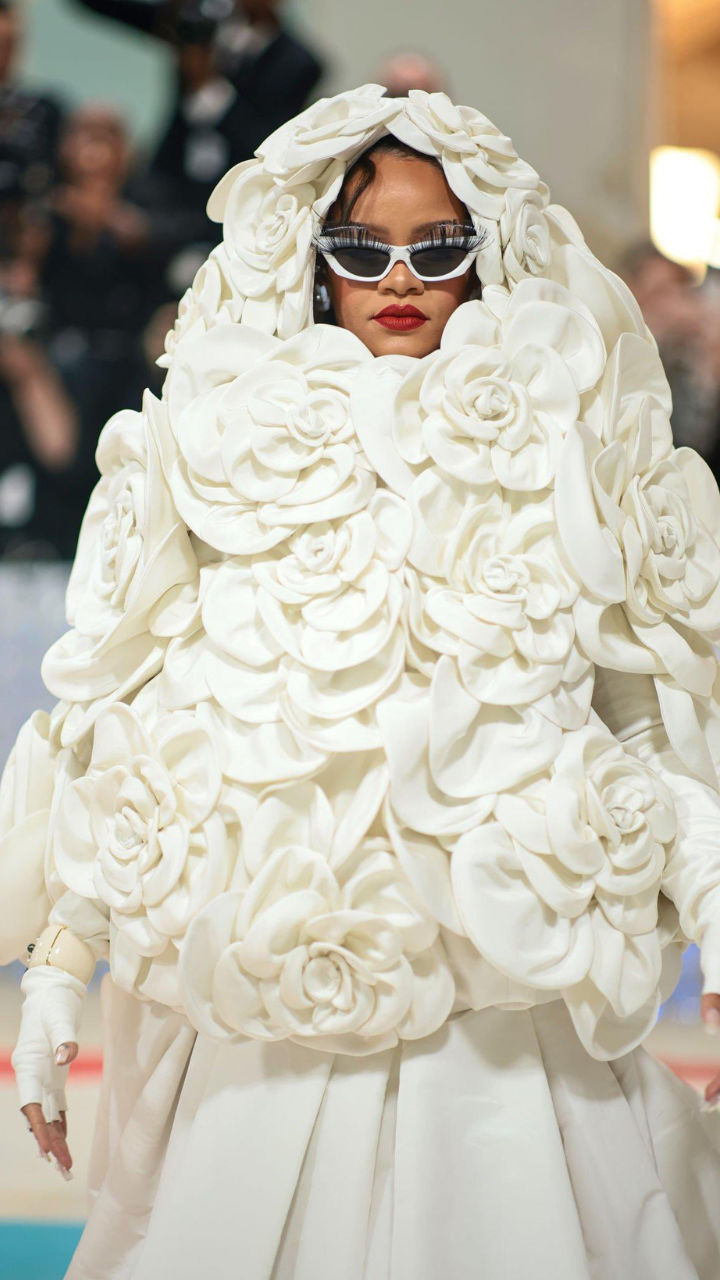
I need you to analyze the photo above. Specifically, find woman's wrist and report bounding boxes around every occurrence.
[24,925,96,986]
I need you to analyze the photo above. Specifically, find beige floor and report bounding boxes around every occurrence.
[1,973,719,1223]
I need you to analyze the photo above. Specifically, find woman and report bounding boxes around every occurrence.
[5,85,720,1279]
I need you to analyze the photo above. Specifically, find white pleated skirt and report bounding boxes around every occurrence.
[65,976,720,1280]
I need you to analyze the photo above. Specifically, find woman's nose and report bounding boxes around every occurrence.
[378,262,423,296]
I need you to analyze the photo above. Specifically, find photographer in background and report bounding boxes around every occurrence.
[0,104,166,558]
[70,0,324,168]
[0,0,64,263]
[65,0,323,291]
[21,106,163,452]
[0,0,72,556]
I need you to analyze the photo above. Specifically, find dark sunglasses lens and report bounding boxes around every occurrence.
[331,247,391,278]
[411,246,470,277]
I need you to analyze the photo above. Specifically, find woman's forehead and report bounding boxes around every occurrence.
[347,155,468,238]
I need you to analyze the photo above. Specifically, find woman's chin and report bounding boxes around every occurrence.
[365,322,441,359]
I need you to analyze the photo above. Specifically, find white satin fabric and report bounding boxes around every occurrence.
[65,978,720,1280]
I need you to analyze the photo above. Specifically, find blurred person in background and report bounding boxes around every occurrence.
[377,51,447,98]
[0,332,79,557]
[0,103,167,557]
[65,0,324,288]
[622,241,720,470]
[150,5,266,263]
[22,104,162,427]
[0,0,72,557]
[69,0,324,163]
[0,0,64,265]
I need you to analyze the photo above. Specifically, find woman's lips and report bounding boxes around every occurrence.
[374,305,428,332]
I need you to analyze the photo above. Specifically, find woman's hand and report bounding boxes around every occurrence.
[12,967,87,1175]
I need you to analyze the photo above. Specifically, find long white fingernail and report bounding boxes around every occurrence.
[55,1045,71,1066]
[53,1159,73,1181]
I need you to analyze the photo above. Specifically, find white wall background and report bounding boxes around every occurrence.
[302,0,656,264]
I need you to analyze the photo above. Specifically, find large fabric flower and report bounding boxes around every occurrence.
[580,328,673,451]
[394,281,606,492]
[219,162,315,337]
[557,411,720,777]
[158,560,329,788]
[405,473,589,721]
[450,723,677,1057]
[42,394,198,746]
[169,325,374,555]
[500,189,553,283]
[257,84,401,188]
[377,657,564,942]
[158,247,241,370]
[252,491,411,745]
[53,703,229,994]
[389,91,541,215]
[180,781,454,1054]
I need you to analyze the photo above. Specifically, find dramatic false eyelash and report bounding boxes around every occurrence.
[413,229,489,253]
[314,223,489,253]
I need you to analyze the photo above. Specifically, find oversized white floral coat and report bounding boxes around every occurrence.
[3,84,720,1062]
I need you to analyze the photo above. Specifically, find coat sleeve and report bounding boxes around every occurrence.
[592,664,720,993]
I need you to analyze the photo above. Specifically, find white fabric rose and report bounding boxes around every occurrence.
[394,283,605,492]
[53,703,229,994]
[42,394,198,745]
[500,196,591,289]
[253,491,411,742]
[501,189,553,283]
[169,325,375,555]
[159,247,241,370]
[451,723,677,1057]
[405,473,589,722]
[389,91,541,211]
[158,560,329,789]
[180,780,454,1054]
[377,655,565,943]
[257,84,402,188]
[557,410,720,781]
[220,162,315,338]
[543,242,650,355]
[379,658,563,840]
[0,712,55,962]
[580,328,673,450]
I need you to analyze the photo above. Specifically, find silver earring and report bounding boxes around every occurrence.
[314,280,331,314]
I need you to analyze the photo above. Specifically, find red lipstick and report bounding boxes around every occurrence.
[374,304,428,332]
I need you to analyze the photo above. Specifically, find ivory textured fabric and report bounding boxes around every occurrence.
[66,979,720,1280]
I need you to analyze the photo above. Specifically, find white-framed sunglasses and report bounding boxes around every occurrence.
[313,222,488,283]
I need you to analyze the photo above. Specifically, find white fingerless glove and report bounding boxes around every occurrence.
[11,967,87,1121]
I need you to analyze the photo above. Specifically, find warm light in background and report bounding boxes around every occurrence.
[650,145,720,274]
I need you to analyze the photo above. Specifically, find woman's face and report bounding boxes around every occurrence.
[324,153,477,359]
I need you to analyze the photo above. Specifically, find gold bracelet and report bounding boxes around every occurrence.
[25,925,95,986]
